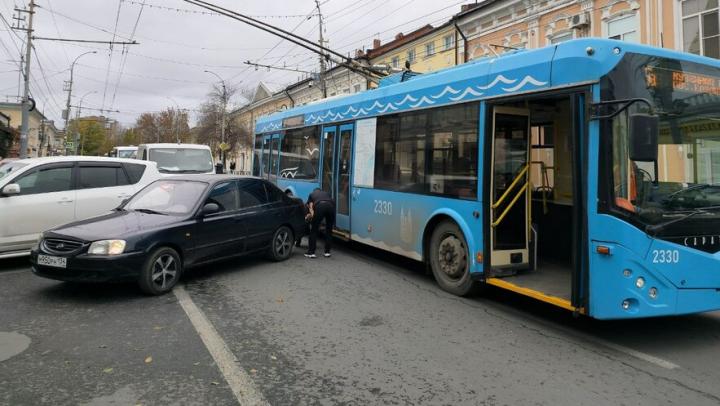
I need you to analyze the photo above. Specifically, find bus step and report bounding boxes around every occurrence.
[332,228,351,241]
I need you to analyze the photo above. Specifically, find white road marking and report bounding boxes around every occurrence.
[593,338,680,370]
[174,285,269,406]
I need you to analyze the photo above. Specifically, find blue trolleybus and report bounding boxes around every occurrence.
[253,39,720,319]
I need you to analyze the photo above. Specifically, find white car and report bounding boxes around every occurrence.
[0,156,161,259]
[137,143,215,175]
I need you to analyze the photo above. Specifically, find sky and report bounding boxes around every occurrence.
[0,0,473,128]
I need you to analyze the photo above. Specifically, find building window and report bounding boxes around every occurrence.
[407,49,416,64]
[607,13,639,42]
[443,35,454,51]
[550,31,573,44]
[681,0,720,58]
[353,84,362,93]
[391,56,400,68]
[425,42,435,57]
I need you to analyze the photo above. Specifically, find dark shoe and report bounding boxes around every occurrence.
[304,252,316,258]
[324,252,331,257]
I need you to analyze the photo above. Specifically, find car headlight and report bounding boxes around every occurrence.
[88,240,126,255]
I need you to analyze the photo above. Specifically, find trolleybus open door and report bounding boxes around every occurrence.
[320,124,353,236]
[489,107,531,274]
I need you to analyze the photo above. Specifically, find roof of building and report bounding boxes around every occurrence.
[365,25,436,59]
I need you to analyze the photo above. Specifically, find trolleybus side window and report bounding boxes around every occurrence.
[279,126,320,180]
[373,102,479,199]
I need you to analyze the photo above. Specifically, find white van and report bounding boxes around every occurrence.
[137,143,215,175]
[0,157,161,258]
[110,145,138,159]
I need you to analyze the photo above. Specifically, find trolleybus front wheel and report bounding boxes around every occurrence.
[429,221,477,296]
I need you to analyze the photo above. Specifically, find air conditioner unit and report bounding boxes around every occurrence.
[571,13,590,29]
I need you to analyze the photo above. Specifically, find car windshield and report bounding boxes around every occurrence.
[117,149,137,159]
[125,180,207,215]
[0,162,27,182]
[603,54,720,225]
[150,148,213,173]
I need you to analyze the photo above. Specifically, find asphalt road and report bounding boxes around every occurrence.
[2,242,720,405]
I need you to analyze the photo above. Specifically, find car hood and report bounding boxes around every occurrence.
[47,210,183,242]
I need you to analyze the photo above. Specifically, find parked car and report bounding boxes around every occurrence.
[137,143,215,175]
[109,146,138,159]
[30,175,306,295]
[0,156,162,259]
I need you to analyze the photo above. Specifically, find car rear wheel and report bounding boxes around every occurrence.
[269,226,294,262]
[138,247,182,295]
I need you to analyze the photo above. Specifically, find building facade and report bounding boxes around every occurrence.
[0,102,58,158]
[367,23,459,73]
[455,1,696,61]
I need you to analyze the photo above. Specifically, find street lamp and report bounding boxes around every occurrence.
[64,51,97,155]
[166,96,182,144]
[204,69,227,171]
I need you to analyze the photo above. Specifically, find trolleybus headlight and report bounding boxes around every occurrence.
[649,287,658,299]
[635,277,645,289]
[623,269,632,277]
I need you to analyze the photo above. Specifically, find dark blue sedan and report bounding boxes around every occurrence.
[30,175,306,295]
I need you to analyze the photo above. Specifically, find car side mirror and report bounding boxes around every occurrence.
[629,113,659,162]
[1,183,20,196]
[201,202,220,215]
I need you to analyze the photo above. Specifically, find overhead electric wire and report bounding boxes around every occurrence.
[101,0,124,111]
[182,0,385,82]
[43,0,71,65]
[109,0,146,111]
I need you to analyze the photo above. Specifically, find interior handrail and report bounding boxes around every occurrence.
[492,164,529,210]
[492,182,528,228]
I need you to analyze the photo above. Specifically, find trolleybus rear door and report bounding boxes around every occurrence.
[489,107,531,272]
[261,133,281,180]
[335,124,354,232]
[320,126,337,198]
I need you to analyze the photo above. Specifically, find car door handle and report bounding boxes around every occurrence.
[57,199,73,204]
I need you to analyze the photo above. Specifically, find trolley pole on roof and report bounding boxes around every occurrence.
[315,0,327,98]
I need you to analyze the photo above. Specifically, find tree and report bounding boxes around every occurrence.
[195,83,250,161]
[132,109,190,144]
[73,119,106,156]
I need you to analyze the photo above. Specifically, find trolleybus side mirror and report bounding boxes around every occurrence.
[629,113,659,162]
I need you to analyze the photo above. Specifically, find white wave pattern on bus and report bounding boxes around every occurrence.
[257,74,547,132]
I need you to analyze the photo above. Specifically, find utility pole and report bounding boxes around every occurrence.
[315,0,327,98]
[63,51,96,155]
[13,0,35,159]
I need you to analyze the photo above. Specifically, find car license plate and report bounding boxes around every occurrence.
[37,254,67,269]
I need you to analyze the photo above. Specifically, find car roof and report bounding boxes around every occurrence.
[13,156,155,166]
[163,174,262,183]
[138,143,211,150]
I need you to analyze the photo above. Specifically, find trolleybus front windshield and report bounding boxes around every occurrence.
[601,53,720,236]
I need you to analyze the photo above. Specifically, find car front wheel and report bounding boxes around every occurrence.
[138,247,182,295]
